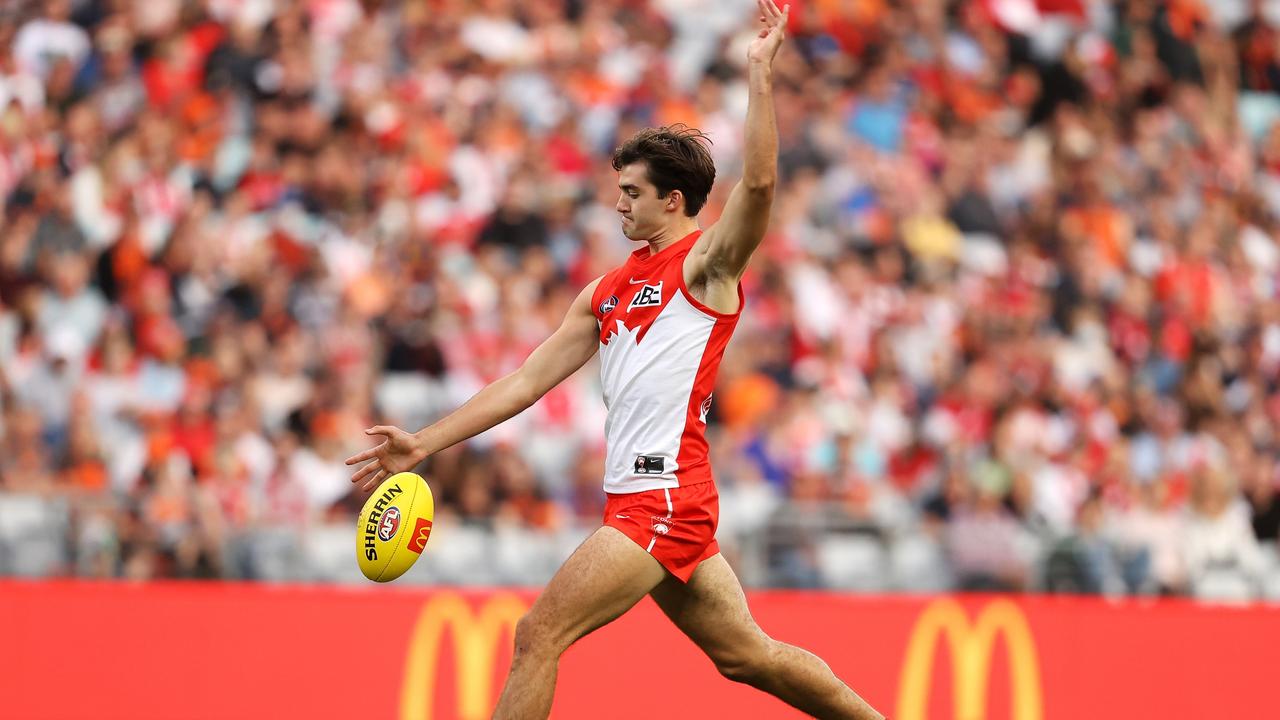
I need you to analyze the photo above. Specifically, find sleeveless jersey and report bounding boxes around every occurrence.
[590,230,744,494]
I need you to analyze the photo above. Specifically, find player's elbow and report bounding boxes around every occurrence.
[741,175,776,197]
[508,368,544,411]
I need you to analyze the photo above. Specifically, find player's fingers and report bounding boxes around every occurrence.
[345,445,380,465]
[351,458,383,482]
[770,10,788,38]
[365,425,394,437]
[758,0,778,25]
[360,468,387,492]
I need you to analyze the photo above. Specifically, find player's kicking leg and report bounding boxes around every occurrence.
[492,525,667,720]
[650,553,885,720]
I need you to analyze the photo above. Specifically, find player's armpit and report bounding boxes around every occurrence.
[512,277,603,403]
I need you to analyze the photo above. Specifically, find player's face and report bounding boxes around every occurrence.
[615,163,680,241]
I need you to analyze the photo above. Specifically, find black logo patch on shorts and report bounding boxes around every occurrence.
[634,455,665,475]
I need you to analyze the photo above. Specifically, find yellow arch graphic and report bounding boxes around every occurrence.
[400,592,527,720]
[897,598,1043,720]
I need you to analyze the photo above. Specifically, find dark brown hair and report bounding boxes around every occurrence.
[611,124,715,216]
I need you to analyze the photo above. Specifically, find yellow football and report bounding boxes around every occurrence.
[356,472,435,582]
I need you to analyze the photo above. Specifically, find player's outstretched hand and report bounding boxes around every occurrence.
[346,425,424,492]
[747,0,789,66]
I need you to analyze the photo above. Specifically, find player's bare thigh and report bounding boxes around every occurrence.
[519,525,669,651]
[649,553,771,664]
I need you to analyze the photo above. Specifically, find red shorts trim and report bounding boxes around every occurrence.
[603,481,720,583]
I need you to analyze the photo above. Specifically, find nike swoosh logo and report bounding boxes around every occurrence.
[615,514,630,519]
[629,278,647,284]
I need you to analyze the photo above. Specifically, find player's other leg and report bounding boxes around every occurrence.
[492,525,667,720]
[650,553,885,720]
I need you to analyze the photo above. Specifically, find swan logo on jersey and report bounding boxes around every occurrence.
[699,394,713,423]
[599,295,618,314]
[628,282,663,311]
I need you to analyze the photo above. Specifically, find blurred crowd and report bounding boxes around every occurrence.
[2,0,1280,599]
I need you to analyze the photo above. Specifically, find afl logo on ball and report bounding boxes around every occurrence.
[378,506,401,541]
[599,295,619,314]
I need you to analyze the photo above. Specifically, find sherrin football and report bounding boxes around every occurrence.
[356,472,435,582]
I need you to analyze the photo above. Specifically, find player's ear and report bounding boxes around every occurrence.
[666,189,683,213]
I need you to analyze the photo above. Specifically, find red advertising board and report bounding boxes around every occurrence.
[0,581,1276,719]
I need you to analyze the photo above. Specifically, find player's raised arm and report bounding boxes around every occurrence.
[689,0,788,282]
[346,278,603,491]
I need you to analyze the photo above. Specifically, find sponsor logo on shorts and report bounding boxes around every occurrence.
[651,516,675,535]
[378,506,402,541]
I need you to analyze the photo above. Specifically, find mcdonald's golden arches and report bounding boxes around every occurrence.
[897,597,1044,720]
[400,592,527,720]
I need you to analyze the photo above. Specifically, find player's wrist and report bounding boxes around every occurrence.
[410,428,436,462]
[746,60,775,84]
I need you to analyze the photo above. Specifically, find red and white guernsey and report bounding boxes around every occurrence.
[590,230,744,494]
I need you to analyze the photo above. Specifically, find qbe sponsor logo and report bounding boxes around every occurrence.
[628,282,662,311]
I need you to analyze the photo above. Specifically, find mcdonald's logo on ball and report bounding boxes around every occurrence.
[897,598,1044,720]
[406,518,432,554]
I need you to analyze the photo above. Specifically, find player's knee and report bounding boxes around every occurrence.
[512,613,558,658]
[712,641,774,685]
[714,653,767,685]
[509,607,570,661]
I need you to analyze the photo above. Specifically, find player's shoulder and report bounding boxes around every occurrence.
[591,262,631,294]
[580,273,612,312]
